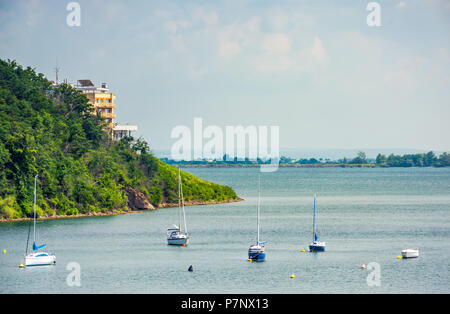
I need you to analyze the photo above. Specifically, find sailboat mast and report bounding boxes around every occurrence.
[312,194,316,242]
[257,173,260,243]
[178,167,182,232]
[180,170,187,235]
[33,175,37,244]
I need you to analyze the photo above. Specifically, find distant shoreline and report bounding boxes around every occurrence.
[177,163,449,168]
[0,198,243,223]
[163,151,450,168]
[178,164,374,168]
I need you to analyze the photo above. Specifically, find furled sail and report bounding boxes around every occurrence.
[32,242,46,251]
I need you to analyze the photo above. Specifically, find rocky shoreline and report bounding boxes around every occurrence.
[158,198,244,208]
[0,198,244,223]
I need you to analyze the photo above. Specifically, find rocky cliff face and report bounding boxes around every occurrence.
[125,187,155,210]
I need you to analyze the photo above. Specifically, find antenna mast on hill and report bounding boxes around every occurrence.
[54,59,60,84]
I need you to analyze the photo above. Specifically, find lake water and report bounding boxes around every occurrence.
[1,167,449,293]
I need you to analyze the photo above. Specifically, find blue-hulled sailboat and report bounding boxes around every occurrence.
[309,194,325,252]
[22,175,56,267]
[248,174,266,261]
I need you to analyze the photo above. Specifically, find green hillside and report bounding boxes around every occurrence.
[0,59,238,220]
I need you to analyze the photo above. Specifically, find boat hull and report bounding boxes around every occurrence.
[309,243,326,252]
[248,251,266,261]
[24,253,56,266]
[401,249,419,258]
[167,237,189,246]
[248,244,266,261]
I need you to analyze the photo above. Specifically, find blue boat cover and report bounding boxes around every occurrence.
[314,233,319,241]
[33,242,46,250]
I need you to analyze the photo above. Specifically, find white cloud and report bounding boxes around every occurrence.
[310,37,329,67]
[187,64,207,78]
[169,35,186,52]
[217,17,261,59]
[204,12,218,25]
[218,41,240,59]
[437,47,450,60]
[270,10,315,31]
[20,0,45,27]
[243,16,261,33]
[163,20,189,33]
[192,9,218,25]
[417,0,450,9]
[252,36,330,74]
[262,33,291,55]
[252,54,292,73]
[156,8,329,75]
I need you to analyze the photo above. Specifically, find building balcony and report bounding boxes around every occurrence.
[101,112,116,119]
[113,124,138,141]
[94,103,116,109]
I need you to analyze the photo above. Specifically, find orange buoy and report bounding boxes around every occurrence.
[361,264,366,269]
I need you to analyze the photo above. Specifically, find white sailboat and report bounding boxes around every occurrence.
[23,175,56,267]
[167,167,189,246]
[248,173,266,261]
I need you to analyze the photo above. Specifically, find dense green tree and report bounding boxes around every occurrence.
[438,152,450,167]
[375,154,386,165]
[351,151,367,164]
[424,151,437,167]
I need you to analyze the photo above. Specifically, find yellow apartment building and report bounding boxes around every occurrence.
[75,80,116,126]
[74,79,138,140]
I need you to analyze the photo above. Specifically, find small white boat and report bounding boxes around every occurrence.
[22,175,56,267]
[167,167,189,246]
[401,249,419,258]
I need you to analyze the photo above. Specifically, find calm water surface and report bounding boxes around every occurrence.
[1,168,449,293]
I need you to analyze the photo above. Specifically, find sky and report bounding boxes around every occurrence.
[0,0,449,155]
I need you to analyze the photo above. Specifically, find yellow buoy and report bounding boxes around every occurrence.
[3,249,6,254]
[248,258,252,262]
[19,264,25,268]
[397,255,402,259]
[301,248,305,252]
[290,274,295,279]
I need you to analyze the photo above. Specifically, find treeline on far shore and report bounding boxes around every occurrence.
[372,151,450,167]
[161,151,450,167]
